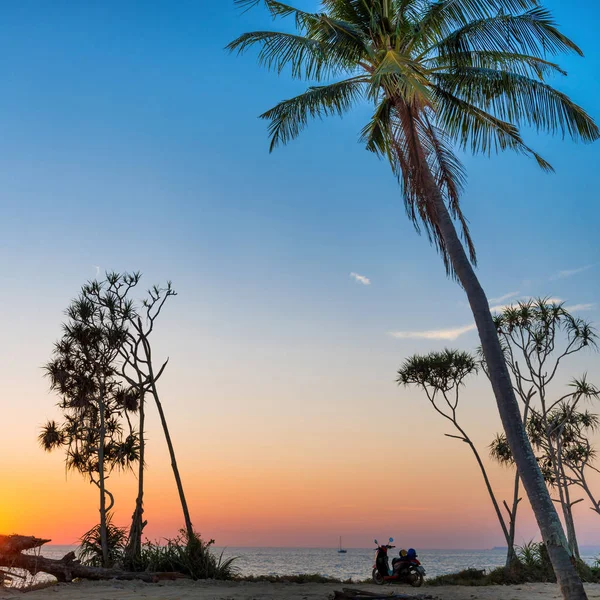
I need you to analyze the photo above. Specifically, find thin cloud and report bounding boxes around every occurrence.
[389,323,476,341]
[564,303,596,312]
[490,296,563,313]
[489,291,520,304]
[550,265,595,281]
[489,303,512,313]
[350,272,371,286]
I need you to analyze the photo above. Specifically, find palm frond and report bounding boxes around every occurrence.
[435,68,599,141]
[226,31,330,80]
[320,0,374,30]
[427,51,567,80]
[360,98,393,156]
[372,50,431,104]
[305,14,371,64]
[414,0,541,50]
[260,76,366,150]
[431,8,583,59]
[432,85,554,171]
[420,114,475,263]
[233,0,297,15]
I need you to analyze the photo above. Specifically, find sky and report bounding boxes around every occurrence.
[0,0,599,549]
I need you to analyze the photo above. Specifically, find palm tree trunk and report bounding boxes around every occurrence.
[505,396,531,569]
[142,337,195,543]
[421,169,587,600]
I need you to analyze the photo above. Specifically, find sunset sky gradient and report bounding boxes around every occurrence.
[0,0,599,549]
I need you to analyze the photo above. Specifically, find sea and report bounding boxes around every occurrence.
[38,545,600,581]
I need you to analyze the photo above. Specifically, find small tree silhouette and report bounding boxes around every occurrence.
[81,272,194,566]
[40,294,140,567]
[398,349,517,567]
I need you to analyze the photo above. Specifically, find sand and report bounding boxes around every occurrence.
[2,580,600,600]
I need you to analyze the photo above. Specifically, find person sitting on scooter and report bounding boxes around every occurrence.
[392,549,410,574]
[398,548,419,573]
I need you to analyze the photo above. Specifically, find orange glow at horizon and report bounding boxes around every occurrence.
[3,422,600,549]
[2,324,599,550]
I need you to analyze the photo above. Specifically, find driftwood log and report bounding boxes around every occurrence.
[333,588,436,600]
[0,534,181,583]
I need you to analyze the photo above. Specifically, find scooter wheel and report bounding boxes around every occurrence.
[410,571,424,588]
[372,569,385,585]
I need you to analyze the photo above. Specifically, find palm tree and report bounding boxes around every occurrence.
[228,2,598,598]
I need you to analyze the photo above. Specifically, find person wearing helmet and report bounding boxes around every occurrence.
[397,548,419,575]
[392,549,410,574]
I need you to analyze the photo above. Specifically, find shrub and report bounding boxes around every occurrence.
[79,515,128,568]
[427,568,488,586]
[137,530,238,580]
[427,543,600,587]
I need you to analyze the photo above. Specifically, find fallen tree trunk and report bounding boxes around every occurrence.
[0,535,50,554]
[0,534,181,583]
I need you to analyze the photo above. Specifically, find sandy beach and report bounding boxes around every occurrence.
[2,581,600,600]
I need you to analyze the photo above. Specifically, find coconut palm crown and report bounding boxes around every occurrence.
[228,0,599,275]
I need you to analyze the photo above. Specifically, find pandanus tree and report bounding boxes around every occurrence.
[81,273,195,565]
[398,349,518,567]
[229,1,599,596]
[559,411,600,520]
[486,300,599,558]
[40,296,140,567]
[492,386,600,558]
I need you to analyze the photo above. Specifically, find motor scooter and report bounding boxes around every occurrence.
[372,538,425,587]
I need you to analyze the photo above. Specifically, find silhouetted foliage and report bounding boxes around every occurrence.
[40,290,140,566]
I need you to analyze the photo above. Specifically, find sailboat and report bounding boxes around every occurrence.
[337,536,347,554]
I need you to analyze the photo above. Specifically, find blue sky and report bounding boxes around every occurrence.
[0,1,599,547]
[1,0,597,323]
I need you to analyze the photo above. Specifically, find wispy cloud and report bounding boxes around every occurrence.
[390,296,587,343]
[489,304,512,313]
[489,291,520,304]
[489,296,563,313]
[564,303,596,312]
[389,323,476,341]
[550,265,595,281]
[350,272,371,286]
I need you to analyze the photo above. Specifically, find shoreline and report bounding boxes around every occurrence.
[2,580,600,600]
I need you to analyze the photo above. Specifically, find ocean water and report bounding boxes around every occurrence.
[38,545,600,581]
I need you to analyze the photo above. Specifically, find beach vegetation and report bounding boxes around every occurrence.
[137,531,238,580]
[427,543,599,585]
[79,515,128,568]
